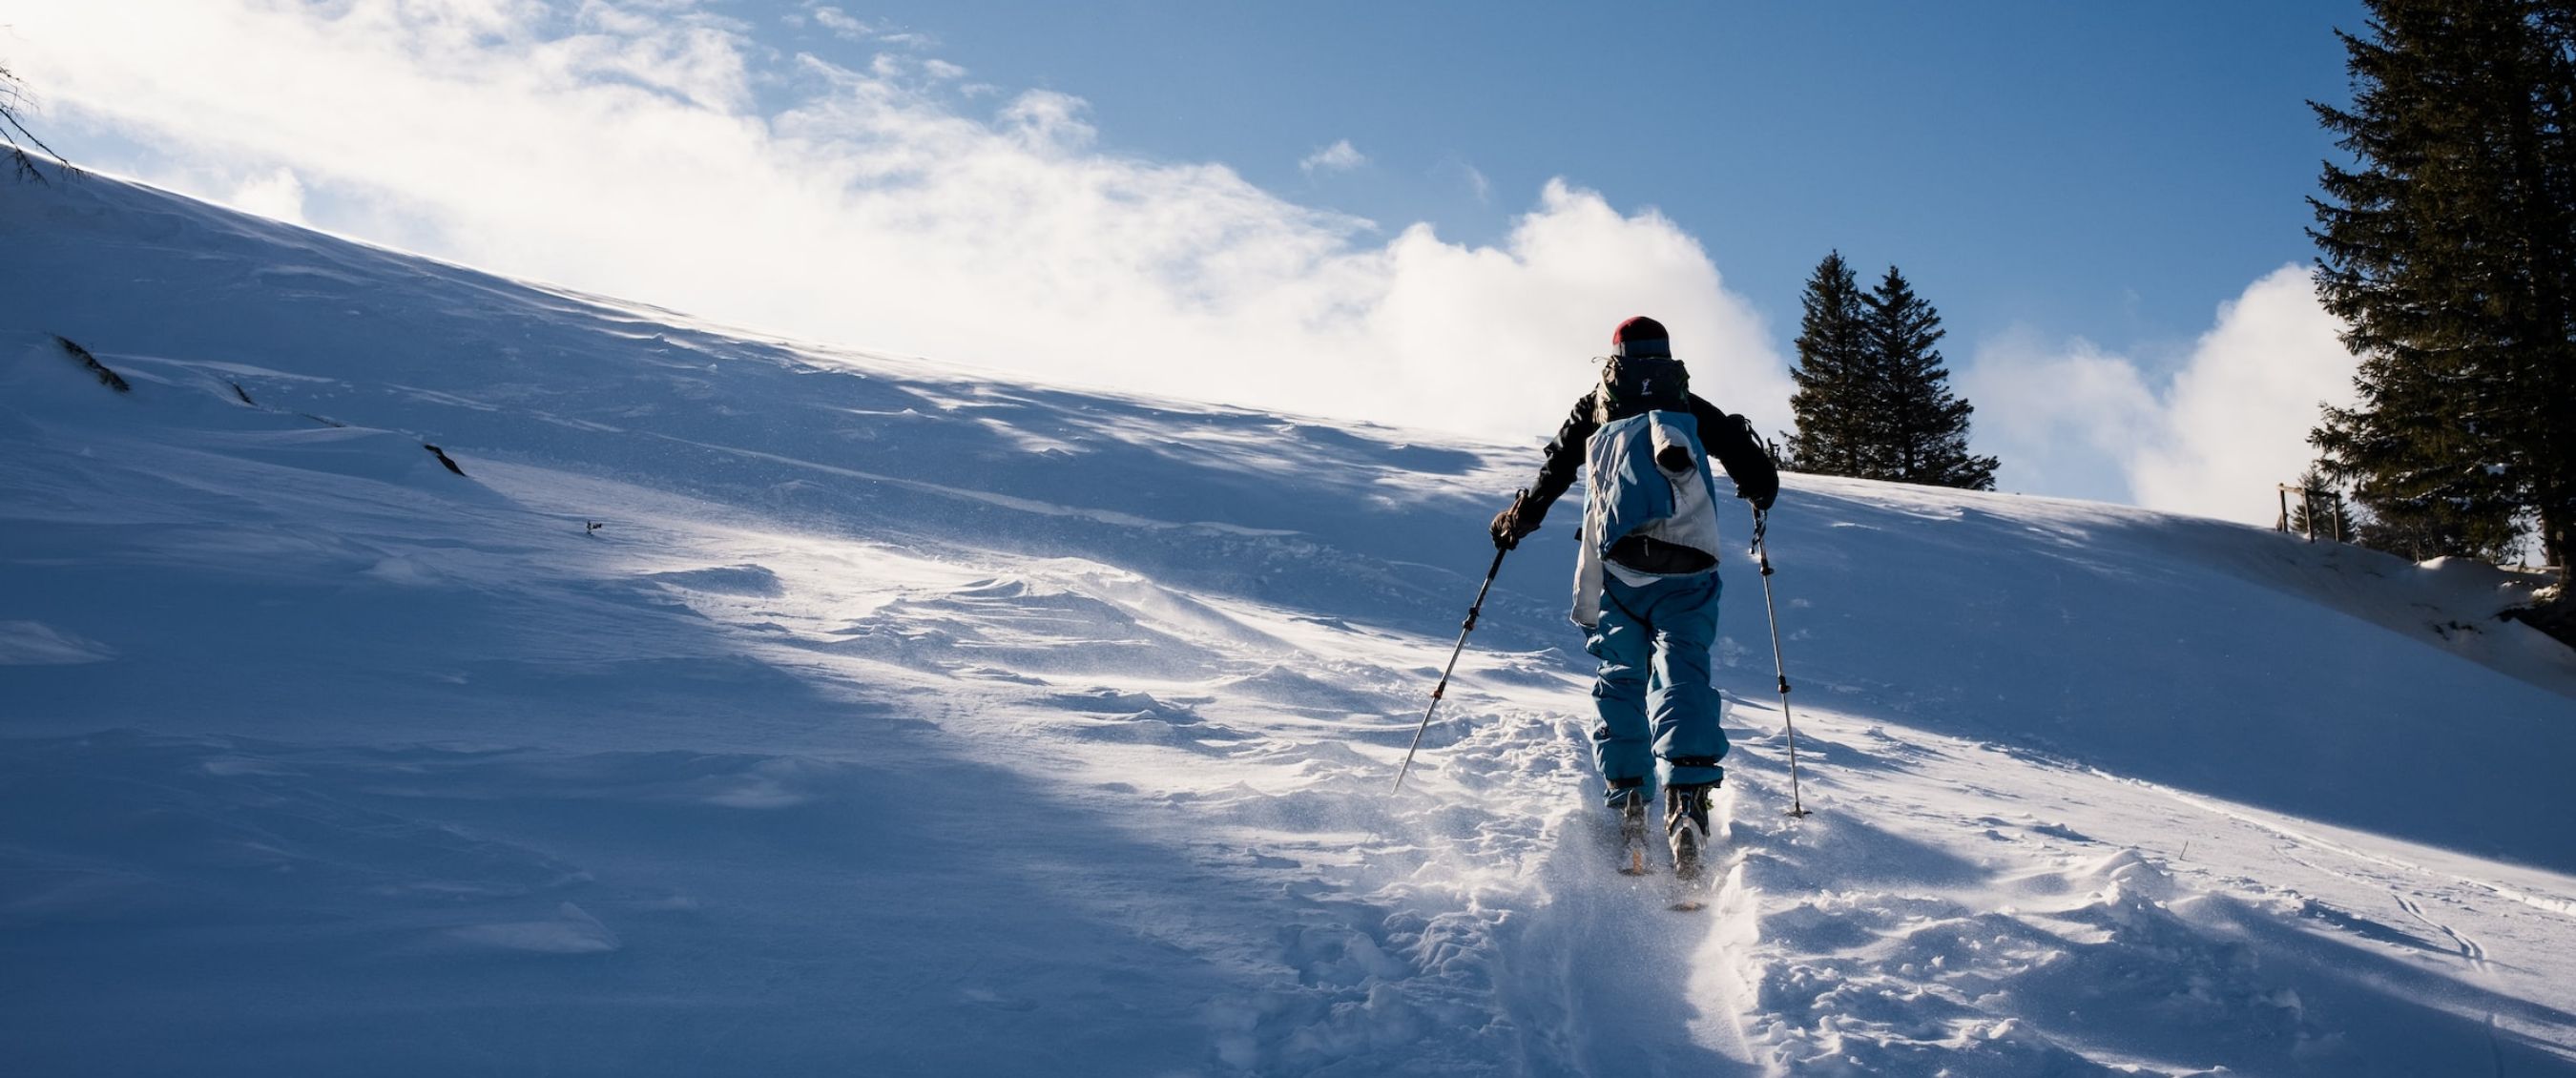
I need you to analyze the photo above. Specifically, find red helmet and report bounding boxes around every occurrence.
[1610,316,1671,358]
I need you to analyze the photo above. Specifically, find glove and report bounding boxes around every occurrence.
[1489,492,1542,549]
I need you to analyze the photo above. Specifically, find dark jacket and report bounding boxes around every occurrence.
[1520,389,1779,533]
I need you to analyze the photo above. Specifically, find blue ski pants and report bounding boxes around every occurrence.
[1584,570,1728,807]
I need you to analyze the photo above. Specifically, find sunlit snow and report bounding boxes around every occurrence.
[5,163,2573,1075]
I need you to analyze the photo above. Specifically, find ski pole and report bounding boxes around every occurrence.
[1392,544,1509,795]
[1750,507,1812,818]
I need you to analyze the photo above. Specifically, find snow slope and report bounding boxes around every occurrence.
[5,163,2574,1076]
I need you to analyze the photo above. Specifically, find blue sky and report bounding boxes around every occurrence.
[9,1,2373,523]
[765,2,2366,367]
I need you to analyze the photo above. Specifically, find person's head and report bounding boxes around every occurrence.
[1610,316,1672,360]
[1594,316,1691,424]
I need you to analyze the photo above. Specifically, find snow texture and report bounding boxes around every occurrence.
[5,161,2575,1075]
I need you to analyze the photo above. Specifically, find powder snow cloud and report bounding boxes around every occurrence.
[8,0,2348,521]
[4,0,1790,445]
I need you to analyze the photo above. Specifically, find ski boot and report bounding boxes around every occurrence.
[1612,788,1652,876]
[1665,782,1716,883]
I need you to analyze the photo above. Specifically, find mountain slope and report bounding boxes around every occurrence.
[5,164,2573,1076]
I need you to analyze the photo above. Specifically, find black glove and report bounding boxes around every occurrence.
[1490,492,1542,549]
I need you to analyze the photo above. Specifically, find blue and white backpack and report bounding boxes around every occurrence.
[1572,409,1726,627]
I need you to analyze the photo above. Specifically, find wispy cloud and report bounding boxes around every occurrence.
[805,5,931,48]
[1461,163,1493,204]
[1964,265,2358,525]
[1299,139,1366,176]
[8,0,1795,444]
[810,6,868,40]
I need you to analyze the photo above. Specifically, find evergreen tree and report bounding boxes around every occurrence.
[1785,252,1869,474]
[2,61,64,183]
[1859,265,1999,490]
[2309,0,2576,578]
[1786,255,2001,490]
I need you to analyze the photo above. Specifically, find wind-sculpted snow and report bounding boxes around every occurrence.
[6,162,2576,1074]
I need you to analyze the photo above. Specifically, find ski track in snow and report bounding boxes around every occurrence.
[6,164,2576,1075]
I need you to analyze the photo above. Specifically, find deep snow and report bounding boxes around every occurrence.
[5,162,2574,1076]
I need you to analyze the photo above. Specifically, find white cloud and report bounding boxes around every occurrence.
[1964,265,2358,525]
[808,6,870,42]
[228,167,309,225]
[5,0,1793,445]
[806,5,931,49]
[1961,332,2159,501]
[1461,163,1492,204]
[1299,139,1366,176]
[2127,266,2358,522]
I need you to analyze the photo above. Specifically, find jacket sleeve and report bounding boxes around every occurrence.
[1689,394,1779,511]
[1517,391,1601,525]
